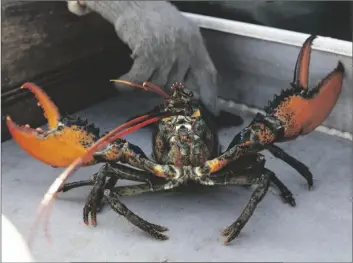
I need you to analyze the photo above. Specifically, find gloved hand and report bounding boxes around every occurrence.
[67,1,243,126]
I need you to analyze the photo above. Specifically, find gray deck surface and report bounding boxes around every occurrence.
[1,94,352,262]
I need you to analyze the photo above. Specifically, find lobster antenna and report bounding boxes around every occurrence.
[110,80,169,98]
[142,81,170,98]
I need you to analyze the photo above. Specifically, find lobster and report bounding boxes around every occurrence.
[6,35,345,245]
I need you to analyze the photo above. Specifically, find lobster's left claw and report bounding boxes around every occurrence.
[6,83,98,167]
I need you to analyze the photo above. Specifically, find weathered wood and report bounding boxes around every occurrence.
[1,1,133,141]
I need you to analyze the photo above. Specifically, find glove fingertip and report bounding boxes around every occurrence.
[67,1,91,16]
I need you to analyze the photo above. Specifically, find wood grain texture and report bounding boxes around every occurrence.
[1,1,133,141]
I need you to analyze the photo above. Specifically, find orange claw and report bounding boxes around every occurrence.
[6,83,97,167]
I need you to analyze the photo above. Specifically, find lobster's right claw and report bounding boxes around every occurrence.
[265,35,345,140]
[6,83,98,167]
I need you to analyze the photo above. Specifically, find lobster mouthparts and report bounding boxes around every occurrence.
[6,83,98,167]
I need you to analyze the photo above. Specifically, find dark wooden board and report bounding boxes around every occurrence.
[1,1,133,142]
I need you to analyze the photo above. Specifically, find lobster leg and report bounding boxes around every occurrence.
[82,162,171,225]
[264,168,296,207]
[198,154,293,244]
[83,169,168,240]
[60,172,118,194]
[111,183,171,197]
[61,162,166,211]
[221,171,271,245]
[58,163,131,193]
[267,144,313,189]
[60,177,96,192]
[94,141,180,179]
[59,168,118,213]
[95,162,168,210]
[82,164,170,240]
[210,155,296,207]
[103,189,169,240]
[108,162,164,185]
